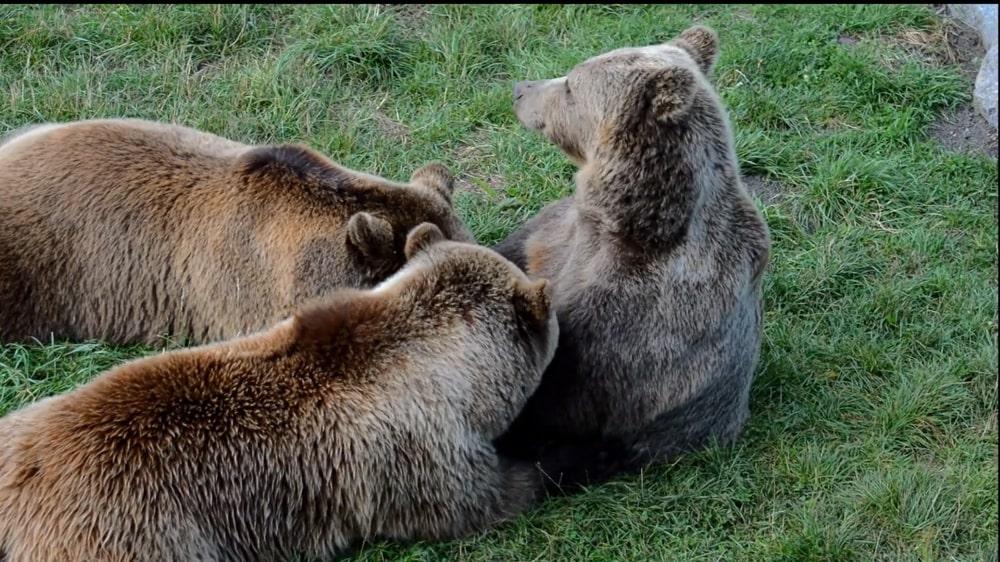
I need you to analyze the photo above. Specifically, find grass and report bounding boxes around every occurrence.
[1,4,996,560]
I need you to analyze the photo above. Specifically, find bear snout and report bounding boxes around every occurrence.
[513,80,549,133]
[513,81,527,101]
[513,80,544,102]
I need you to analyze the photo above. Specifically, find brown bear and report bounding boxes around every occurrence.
[493,26,772,485]
[0,119,473,345]
[0,224,557,562]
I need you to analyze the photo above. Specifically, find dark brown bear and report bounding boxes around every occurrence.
[0,119,473,345]
[494,26,772,485]
[0,225,557,562]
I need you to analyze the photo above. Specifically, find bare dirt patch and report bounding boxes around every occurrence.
[929,103,999,159]
[923,5,997,159]
[453,128,506,195]
[743,175,789,205]
[929,4,987,79]
[371,109,409,142]
[837,35,859,47]
[379,4,430,34]
[837,8,983,77]
[839,6,999,159]
[897,19,983,79]
[326,99,411,147]
[875,23,977,73]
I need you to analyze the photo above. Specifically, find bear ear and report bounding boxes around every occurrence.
[404,222,445,259]
[409,162,455,203]
[648,66,697,121]
[346,212,394,258]
[513,278,552,326]
[671,25,719,75]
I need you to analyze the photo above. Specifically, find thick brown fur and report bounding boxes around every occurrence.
[0,225,558,562]
[494,26,772,486]
[0,119,473,345]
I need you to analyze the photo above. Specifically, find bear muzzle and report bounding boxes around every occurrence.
[513,79,550,132]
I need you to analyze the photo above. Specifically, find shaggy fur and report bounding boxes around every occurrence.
[494,26,772,486]
[0,119,473,345]
[0,225,557,562]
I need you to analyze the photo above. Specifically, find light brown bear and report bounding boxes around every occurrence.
[493,26,771,485]
[0,224,557,562]
[0,119,473,345]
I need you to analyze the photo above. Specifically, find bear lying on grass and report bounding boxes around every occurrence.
[494,26,772,485]
[0,225,556,562]
[0,119,472,345]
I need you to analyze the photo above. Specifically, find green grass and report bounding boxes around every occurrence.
[1,4,996,560]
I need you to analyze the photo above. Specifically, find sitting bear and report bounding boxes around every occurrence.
[0,224,557,562]
[493,26,771,485]
[0,119,473,345]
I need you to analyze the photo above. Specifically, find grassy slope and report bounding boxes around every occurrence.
[0,4,996,561]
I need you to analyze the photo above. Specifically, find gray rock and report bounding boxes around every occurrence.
[950,4,997,48]
[976,44,998,129]
[949,4,998,129]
